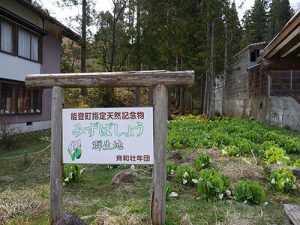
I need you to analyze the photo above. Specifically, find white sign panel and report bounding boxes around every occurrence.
[63,107,154,164]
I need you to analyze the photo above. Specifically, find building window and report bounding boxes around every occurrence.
[0,81,42,115]
[0,17,41,62]
[18,28,39,61]
[0,21,13,53]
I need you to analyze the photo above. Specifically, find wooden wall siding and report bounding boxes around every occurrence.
[0,0,43,28]
[0,52,41,81]
[248,66,268,97]
[270,71,300,96]
[41,35,61,74]
[294,71,300,95]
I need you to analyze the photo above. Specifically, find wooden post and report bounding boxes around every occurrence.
[50,86,64,224]
[151,84,168,225]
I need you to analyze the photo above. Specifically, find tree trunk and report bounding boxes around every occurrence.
[179,87,185,115]
[81,0,87,96]
[135,0,141,106]
[221,15,228,118]
[208,20,215,119]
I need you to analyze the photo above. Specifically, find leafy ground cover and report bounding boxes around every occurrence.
[1,117,300,224]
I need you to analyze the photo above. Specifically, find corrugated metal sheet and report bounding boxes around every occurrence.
[0,52,40,81]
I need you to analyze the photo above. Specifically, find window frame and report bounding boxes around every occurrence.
[0,17,16,56]
[0,79,43,116]
[17,27,41,63]
[0,16,42,64]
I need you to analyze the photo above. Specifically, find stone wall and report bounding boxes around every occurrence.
[269,96,300,130]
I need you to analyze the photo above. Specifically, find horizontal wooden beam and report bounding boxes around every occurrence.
[264,13,300,58]
[25,70,195,88]
[261,58,300,71]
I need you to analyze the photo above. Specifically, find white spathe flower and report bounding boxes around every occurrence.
[170,169,174,175]
[282,181,285,187]
[169,192,178,197]
[130,165,135,170]
[218,193,224,200]
[64,177,70,182]
[263,202,268,206]
[225,190,231,196]
[80,169,84,175]
[271,178,276,184]
[183,178,188,185]
[243,200,247,204]
[183,172,189,178]
[192,179,198,184]
[201,163,205,167]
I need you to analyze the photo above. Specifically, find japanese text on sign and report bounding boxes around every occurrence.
[63,107,154,165]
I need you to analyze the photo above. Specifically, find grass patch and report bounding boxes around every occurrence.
[1,119,300,224]
[0,131,50,158]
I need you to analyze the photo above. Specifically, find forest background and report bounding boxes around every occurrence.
[33,0,297,117]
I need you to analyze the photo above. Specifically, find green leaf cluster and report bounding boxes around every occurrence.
[197,169,229,199]
[194,153,210,171]
[270,168,296,193]
[264,146,291,165]
[175,164,197,185]
[233,181,266,205]
[167,161,176,177]
[63,164,83,183]
[264,131,300,153]
[294,159,300,169]
[168,118,300,157]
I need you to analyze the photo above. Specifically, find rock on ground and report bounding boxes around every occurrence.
[0,176,14,183]
[111,170,134,185]
[54,212,86,225]
[167,150,183,162]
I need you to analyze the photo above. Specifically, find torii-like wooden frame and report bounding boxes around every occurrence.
[25,70,195,225]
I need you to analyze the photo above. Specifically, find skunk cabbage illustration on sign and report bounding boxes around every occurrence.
[62,107,154,164]
[68,139,82,161]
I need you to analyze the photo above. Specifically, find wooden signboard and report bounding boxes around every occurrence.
[25,70,194,225]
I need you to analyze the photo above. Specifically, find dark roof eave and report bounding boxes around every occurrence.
[0,5,47,35]
[15,0,80,41]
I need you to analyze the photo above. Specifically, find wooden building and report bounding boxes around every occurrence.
[215,11,300,130]
[0,0,79,132]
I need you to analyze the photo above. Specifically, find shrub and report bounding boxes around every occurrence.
[294,159,300,169]
[221,145,239,157]
[167,161,176,176]
[197,169,230,199]
[264,146,290,165]
[233,181,266,205]
[194,153,210,171]
[0,123,17,151]
[166,183,172,199]
[63,164,83,183]
[284,138,300,153]
[175,164,197,185]
[270,168,296,193]
[236,139,253,156]
[260,141,277,152]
